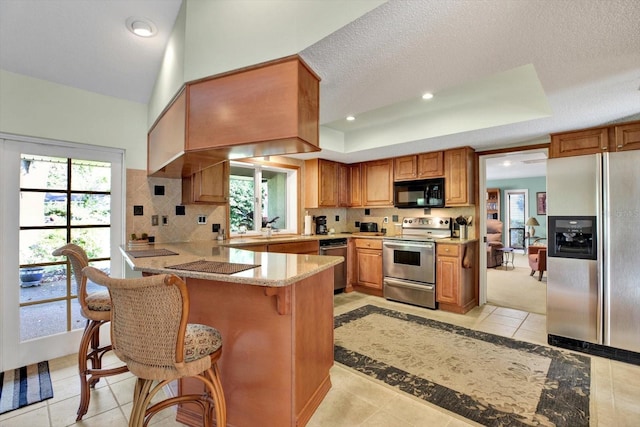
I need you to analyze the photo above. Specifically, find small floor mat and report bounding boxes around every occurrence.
[125,249,179,258]
[0,361,53,414]
[167,260,260,274]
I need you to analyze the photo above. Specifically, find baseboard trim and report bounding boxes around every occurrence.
[548,334,640,366]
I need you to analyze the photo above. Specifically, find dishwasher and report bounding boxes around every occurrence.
[318,238,347,291]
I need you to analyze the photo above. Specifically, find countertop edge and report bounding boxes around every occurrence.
[120,244,343,287]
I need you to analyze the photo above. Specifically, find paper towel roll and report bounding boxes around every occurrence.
[304,215,313,235]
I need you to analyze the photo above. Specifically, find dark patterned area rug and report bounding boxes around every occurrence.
[334,305,590,426]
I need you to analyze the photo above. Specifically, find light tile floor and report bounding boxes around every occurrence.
[1,292,638,426]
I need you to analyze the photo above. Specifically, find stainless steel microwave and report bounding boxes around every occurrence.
[393,178,445,209]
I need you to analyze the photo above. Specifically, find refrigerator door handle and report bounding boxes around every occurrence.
[600,153,608,346]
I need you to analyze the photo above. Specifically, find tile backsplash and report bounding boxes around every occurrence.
[126,169,227,243]
[127,169,476,242]
[307,206,476,237]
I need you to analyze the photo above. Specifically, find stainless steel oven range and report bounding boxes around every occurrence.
[383,217,452,309]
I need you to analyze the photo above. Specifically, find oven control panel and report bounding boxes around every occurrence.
[402,217,451,229]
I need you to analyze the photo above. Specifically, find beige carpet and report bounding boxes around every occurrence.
[334,304,590,427]
[487,253,546,315]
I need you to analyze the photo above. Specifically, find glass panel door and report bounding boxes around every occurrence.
[505,189,528,249]
[1,139,123,371]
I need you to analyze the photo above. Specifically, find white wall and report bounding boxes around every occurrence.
[0,70,147,170]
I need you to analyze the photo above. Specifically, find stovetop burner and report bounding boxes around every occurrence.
[384,216,452,242]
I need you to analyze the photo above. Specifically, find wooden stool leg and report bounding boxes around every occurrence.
[205,365,227,427]
[76,319,99,421]
[129,378,154,427]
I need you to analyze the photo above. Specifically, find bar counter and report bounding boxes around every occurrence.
[120,241,343,427]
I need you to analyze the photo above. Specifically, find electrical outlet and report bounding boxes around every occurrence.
[212,224,220,232]
[383,217,389,223]
[355,221,360,227]
[162,215,168,226]
[197,215,207,224]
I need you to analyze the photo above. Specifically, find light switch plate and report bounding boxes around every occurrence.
[151,215,159,226]
[162,215,168,226]
[197,215,206,224]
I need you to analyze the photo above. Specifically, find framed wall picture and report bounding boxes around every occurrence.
[536,192,547,215]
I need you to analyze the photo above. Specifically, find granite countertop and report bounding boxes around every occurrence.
[121,241,343,287]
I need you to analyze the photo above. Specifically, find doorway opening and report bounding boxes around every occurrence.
[480,148,548,315]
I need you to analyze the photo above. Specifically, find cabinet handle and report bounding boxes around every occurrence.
[617,145,623,148]
[602,147,607,150]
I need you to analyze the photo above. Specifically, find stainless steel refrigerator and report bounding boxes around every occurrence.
[547,150,640,359]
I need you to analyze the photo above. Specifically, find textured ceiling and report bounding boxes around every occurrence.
[1,0,639,180]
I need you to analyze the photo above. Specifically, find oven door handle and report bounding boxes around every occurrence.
[383,277,434,291]
[383,241,434,250]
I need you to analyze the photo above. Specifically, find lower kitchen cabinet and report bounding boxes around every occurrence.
[353,238,383,295]
[267,240,319,255]
[436,241,478,314]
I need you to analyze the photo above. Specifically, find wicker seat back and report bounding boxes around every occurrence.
[52,244,128,421]
[82,267,210,380]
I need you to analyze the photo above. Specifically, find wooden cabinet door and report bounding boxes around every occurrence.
[394,156,417,181]
[417,152,444,178]
[356,248,382,290]
[349,164,362,207]
[338,163,350,207]
[614,122,640,152]
[304,159,338,208]
[318,160,338,207]
[362,159,394,206]
[444,147,474,206]
[436,255,459,305]
[182,161,229,204]
[549,127,609,158]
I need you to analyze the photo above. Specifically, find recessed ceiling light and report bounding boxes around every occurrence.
[421,92,434,100]
[126,16,157,38]
[346,116,355,121]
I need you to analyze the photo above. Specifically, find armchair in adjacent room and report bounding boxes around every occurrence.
[486,219,504,268]
[528,245,547,281]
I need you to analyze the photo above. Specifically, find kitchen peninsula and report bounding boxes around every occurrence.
[120,241,343,427]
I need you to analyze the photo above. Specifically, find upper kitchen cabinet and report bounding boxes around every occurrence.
[362,159,394,207]
[549,120,640,158]
[549,127,609,158]
[148,55,320,178]
[338,163,351,207]
[182,161,229,205]
[305,159,339,208]
[614,121,640,151]
[349,163,363,207]
[444,147,475,207]
[393,155,417,181]
[393,152,444,181]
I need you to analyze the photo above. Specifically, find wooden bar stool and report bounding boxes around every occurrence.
[82,266,226,427]
[52,244,129,421]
